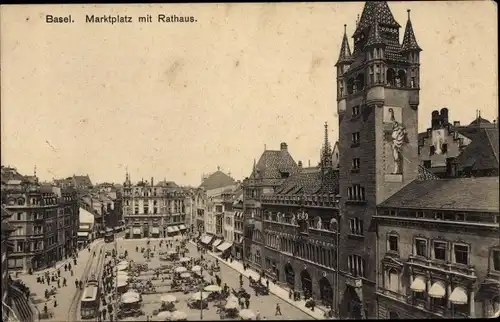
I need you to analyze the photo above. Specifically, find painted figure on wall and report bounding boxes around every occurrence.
[432,129,445,155]
[388,108,408,174]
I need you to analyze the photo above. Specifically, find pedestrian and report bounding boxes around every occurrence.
[266,280,269,289]
[43,303,48,314]
[75,279,79,288]
[275,303,282,316]
[53,297,58,308]
[64,264,68,271]
[57,280,60,288]
[63,277,67,287]
[256,310,261,320]
[68,263,72,271]
[245,297,250,309]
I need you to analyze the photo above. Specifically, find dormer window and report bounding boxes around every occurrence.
[280,172,289,179]
[430,146,436,156]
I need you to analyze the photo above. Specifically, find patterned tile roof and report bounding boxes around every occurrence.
[455,128,499,172]
[336,25,353,66]
[417,165,441,181]
[378,177,499,212]
[364,20,384,49]
[274,167,339,196]
[73,175,93,187]
[354,1,400,37]
[251,150,299,180]
[401,12,422,52]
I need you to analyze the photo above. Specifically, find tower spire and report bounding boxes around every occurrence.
[335,24,353,66]
[34,165,37,177]
[364,15,384,50]
[401,8,422,52]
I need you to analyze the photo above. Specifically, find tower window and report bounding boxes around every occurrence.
[430,146,436,156]
[423,160,431,169]
[351,132,360,146]
[369,66,374,84]
[347,184,365,201]
[347,79,355,95]
[349,218,364,236]
[352,105,360,116]
[375,65,381,83]
[387,68,396,86]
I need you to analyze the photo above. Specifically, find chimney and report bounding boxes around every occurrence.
[453,121,460,127]
[440,108,449,125]
[431,110,439,129]
[151,177,154,186]
[280,142,288,151]
[308,160,311,167]
[298,161,303,168]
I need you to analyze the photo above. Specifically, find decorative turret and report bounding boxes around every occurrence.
[335,24,352,103]
[364,18,384,50]
[321,122,333,170]
[401,10,422,53]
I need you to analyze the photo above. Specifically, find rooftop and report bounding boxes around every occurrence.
[275,167,339,196]
[378,177,499,212]
[199,170,236,191]
[250,145,298,180]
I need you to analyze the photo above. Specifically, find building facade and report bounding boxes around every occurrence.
[1,207,15,316]
[122,174,187,238]
[243,142,299,272]
[2,177,79,272]
[259,124,341,307]
[335,2,421,318]
[374,176,500,319]
[231,192,244,259]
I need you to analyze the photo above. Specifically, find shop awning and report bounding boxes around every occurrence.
[167,227,174,233]
[449,286,468,305]
[171,226,180,232]
[77,232,89,237]
[151,227,160,234]
[179,224,186,230]
[429,281,446,298]
[132,227,141,235]
[200,235,212,244]
[217,242,233,252]
[410,276,426,293]
[212,239,223,247]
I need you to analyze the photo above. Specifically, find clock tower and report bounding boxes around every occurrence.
[335,2,421,318]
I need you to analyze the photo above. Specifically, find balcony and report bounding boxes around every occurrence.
[408,255,476,277]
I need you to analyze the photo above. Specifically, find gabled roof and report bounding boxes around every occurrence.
[251,150,298,180]
[353,1,400,37]
[455,128,499,172]
[199,171,236,191]
[274,167,339,196]
[73,175,92,187]
[417,165,441,181]
[469,116,491,126]
[378,177,499,212]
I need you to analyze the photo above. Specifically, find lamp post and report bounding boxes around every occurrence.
[334,194,341,319]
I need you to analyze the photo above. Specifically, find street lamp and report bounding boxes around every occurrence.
[334,194,341,319]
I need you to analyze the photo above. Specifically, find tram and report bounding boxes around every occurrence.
[80,279,100,319]
[104,228,115,243]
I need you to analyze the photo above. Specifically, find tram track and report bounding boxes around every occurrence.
[67,241,105,322]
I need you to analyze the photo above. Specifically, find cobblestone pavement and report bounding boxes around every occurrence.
[116,238,315,320]
[18,240,104,322]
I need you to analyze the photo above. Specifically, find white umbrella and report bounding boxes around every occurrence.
[225,300,239,310]
[191,291,209,301]
[226,294,238,303]
[117,276,128,287]
[156,311,171,320]
[179,257,190,263]
[175,266,187,273]
[204,285,222,292]
[171,311,187,321]
[239,309,256,320]
[191,265,202,272]
[118,260,129,265]
[180,272,191,279]
[161,294,177,303]
[121,291,140,304]
[117,263,128,271]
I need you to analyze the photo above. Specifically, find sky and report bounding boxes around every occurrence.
[1,2,498,186]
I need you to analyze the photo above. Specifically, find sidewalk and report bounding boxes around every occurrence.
[189,241,328,320]
[20,240,104,322]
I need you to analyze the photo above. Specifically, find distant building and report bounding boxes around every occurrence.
[259,123,341,307]
[418,109,498,177]
[242,142,299,272]
[1,207,16,314]
[1,167,79,272]
[122,174,187,238]
[54,174,93,192]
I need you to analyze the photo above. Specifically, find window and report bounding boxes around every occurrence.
[433,241,447,261]
[435,212,444,220]
[416,211,424,218]
[388,235,399,252]
[442,144,448,154]
[349,218,364,236]
[352,105,360,116]
[352,158,361,170]
[387,269,399,292]
[454,244,469,265]
[347,185,365,201]
[423,160,431,169]
[369,66,374,84]
[375,64,381,83]
[493,250,500,271]
[16,213,22,221]
[347,255,365,277]
[352,132,360,145]
[415,239,427,257]
[430,146,436,156]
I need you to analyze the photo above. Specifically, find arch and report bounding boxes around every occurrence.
[355,73,365,91]
[341,285,362,319]
[284,263,295,289]
[300,269,313,297]
[397,70,407,87]
[319,277,333,306]
[389,311,400,319]
[386,68,396,86]
[347,78,355,94]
